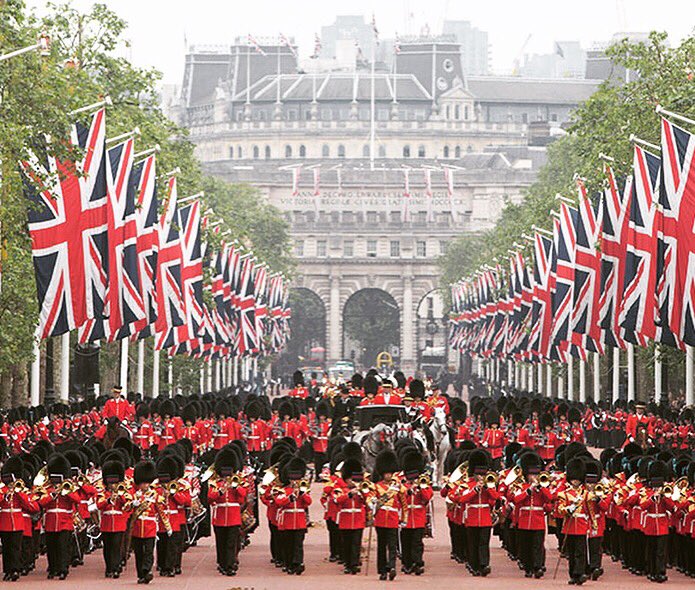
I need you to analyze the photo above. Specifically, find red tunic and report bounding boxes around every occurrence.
[208,483,247,527]
[402,483,433,529]
[335,487,367,529]
[275,486,312,530]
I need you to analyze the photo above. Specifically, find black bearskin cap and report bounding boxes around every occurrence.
[375,450,399,476]
[134,461,157,485]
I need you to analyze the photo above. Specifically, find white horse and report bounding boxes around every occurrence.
[428,406,451,488]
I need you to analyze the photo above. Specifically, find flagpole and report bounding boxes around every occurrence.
[120,338,129,392]
[546,364,552,397]
[593,352,600,403]
[567,354,574,400]
[579,359,586,402]
[167,359,173,397]
[626,343,635,401]
[206,358,212,392]
[686,345,694,406]
[612,347,620,402]
[370,31,376,170]
[59,332,70,402]
[246,44,251,107]
[557,369,564,401]
[233,356,239,386]
[654,346,662,403]
[137,339,145,394]
[31,338,41,406]
[537,363,543,395]
[152,349,160,398]
[215,358,221,391]
[527,364,533,393]
[199,366,205,395]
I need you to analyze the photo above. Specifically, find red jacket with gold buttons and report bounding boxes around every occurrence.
[208,482,247,527]
[275,486,312,530]
[0,488,39,532]
[97,489,131,532]
[402,482,433,529]
[335,487,367,529]
[513,484,552,530]
[452,480,499,527]
[38,486,81,532]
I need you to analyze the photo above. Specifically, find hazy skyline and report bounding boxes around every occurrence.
[27,0,693,85]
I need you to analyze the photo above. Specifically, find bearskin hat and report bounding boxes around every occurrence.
[648,460,667,487]
[342,441,363,461]
[47,453,71,481]
[246,400,262,420]
[599,448,617,469]
[450,406,466,424]
[584,458,602,484]
[341,458,363,481]
[504,442,522,469]
[156,456,179,483]
[568,407,582,424]
[181,403,198,424]
[286,456,307,481]
[351,373,363,389]
[520,452,543,477]
[1,456,24,481]
[214,447,240,477]
[363,374,379,396]
[393,371,406,389]
[316,399,333,419]
[214,400,230,418]
[485,408,500,426]
[512,411,525,426]
[623,442,642,459]
[114,437,141,463]
[468,449,491,475]
[102,460,125,484]
[133,461,157,485]
[566,457,586,482]
[375,450,399,476]
[638,456,652,480]
[159,399,175,417]
[563,441,587,462]
[540,413,554,430]
[135,403,150,419]
[409,379,425,399]
[278,401,294,420]
[63,449,86,475]
[293,370,305,387]
[401,451,425,479]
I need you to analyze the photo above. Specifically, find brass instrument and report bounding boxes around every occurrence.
[200,465,216,483]
[661,483,673,496]
[167,481,181,495]
[261,465,279,487]
[359,479,376,494]
[60,480,78,496]
[538,471,552,488]
[33,466,48,487]
[416,474,432,489]
[8,480,28,494]
[484,471,498,488]
[297,479,310,494]
[230,474,243,489]
[593,482,606,498]
[446,462,468,486]
[503,465,523,486]
[672,476,689,501]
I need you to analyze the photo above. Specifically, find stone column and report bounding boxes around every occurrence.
[328,273,342,364]
[401,274,415,373]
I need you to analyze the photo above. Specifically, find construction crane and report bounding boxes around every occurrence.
[511,34,532,76]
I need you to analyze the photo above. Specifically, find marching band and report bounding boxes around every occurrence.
[0,369,694,584]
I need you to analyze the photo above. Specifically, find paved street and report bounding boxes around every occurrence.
[19,485,692,589]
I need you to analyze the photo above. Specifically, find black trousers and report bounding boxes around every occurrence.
[45,531,70,575]
[327,519,340,559]
[565,534,587,580]
[21,533,34,571]
[214,525,240,571]
[1,531,23,575]
[517,529,545,572]
[268,522,280,562]
[466,526,491,572]
[376,527,398,574]
[283,529,306,569]
[400,528,424,569]
[172,530,183,569]
[628,529,645,572]
[101,531,124,573]
[131,537,155,579]
[341,529,363,569]
[588,536,603,572]
[157,532,174,573]
[644,535,667,577]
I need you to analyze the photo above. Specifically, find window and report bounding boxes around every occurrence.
[237,146,243,159]
[443,145,450,158]
[362,145,370,158]
[229,146,235,159]
[316,240,327,257]
[454,145,461,158]
[390,240,400,257]
[338,144,346,158]
[366,211,377,223]
[252,145,259,159]
[418,145,426,158]
[299,145,306,158]
[322,144,330,157]
[416,240,427,257]
[285,145,293,158]
[439,240,448,255]
[550,113,558,122]
[454,104,461,119]
[445,105,450,119]
[294,240,304,257]
[265,145,271,159]
[522,113,528,124]
[464,106,469,120]
[367,240,377,257]
[403,145,411,158]
[343,240,354,257]
[467,145,473,153]
[378,145,386,158]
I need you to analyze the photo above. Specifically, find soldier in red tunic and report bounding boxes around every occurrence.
[481,409,506,470]
[288,371,309,399]
[556,457,590,585]
[335,458,368,574]
[275,456,312,575]
[370,450,404,580]
[641,460,676,582]
[97,460,131,578]
[400,450,433,576]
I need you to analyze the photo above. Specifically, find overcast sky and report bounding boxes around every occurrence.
[27,0,693,84]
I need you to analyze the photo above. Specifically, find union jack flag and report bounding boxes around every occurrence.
[236,256,258,356]
[23,108,108,339]
[253,264,269,353]
[530,232,553,360]
[550,202,577,353]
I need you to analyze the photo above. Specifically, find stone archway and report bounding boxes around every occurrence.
[342,288,400,370]
[279,287,326,372]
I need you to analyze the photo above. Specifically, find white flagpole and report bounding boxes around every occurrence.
[527,364,534,393]
[215,358,221,391]
[579,359,586,402]
[567,354,574,400]
[31,338,41,406]
[612,347,620,402]
[206,359,213,392]
[593,352,600,403]
[558,370,564,401]
[152,349,160,398]
[233,357,239,386]
[199,366,205,395]
[167,359,173,397]
[627,343,635,401]
[537,363,543,395]
[546,364,552,397]
[654,347,662,403]
[136,340,145,394]
[686,345,694,406]
[120,338,129,392]
[369,31,376,169]
[60,332,70,402]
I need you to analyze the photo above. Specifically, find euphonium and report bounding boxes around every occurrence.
[538,471,552,488]
[484,471,499,488]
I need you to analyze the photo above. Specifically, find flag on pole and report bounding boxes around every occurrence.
[247,34,266,55]
[424,168,434,222]
[291,166,302,197]
[311,34,322,59]
[279,33,297,58]
[401,168,411,222]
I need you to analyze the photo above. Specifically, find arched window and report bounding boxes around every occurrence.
[467,145,473,153]
[362,144,370,158]
[454,145,461,158]
[265,145,271,159]
[418,145,426,158]
[338,144,346,158]
[403,145,411,158]
[252,145,259,159]
[378,145,386,158]
[299,145,306,158]
[443,146,450,158]
[285,145,293,158]
[237,146,243,159]
[322,144,330,157]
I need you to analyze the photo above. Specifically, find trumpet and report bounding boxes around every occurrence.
[484,471,499,488]
[593,482,606,498]
[8,480,28,494]
[167,481,181,495]
[661,483,673,496]
[230,474,243,489]
[359,479,376,494]
[538,471,552,488]
[416,474,432,489]
[296,479,310,494]
[60,480,78,496]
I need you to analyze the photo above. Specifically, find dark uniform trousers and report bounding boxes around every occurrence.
[214,525,240,571]
[157,532,174,573]
[268,522,281,563]
[283,529,306,569]
[644,535,667,578]
[341,529,363,569]
[518,529,545,573]
[172,530,184,570]
[627,529,645,572]
[376,527,398,574]
[101,531,124,574]
[565,534,588,581]
[1,531,23,575]
[326,519,340,560]
[466,526,491,572]
[400,528,424,570]
[588,536,603,573]
[45,531,71,575]
[131,537,155,579]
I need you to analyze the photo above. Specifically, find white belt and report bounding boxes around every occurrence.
[645,513,667,518]
[407,504,422,510]
[339,508,362,513]
[0,508,23,514]
[282,509,305,513]
[216,503,240,508]
[247,436,260,439]
[46,508,70,514]
[469,504,489,509]
[379,506,399,512]
[165,510,179,514]
[103,510,123,516]
[520,506,545,511]
[138,516,157,522]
